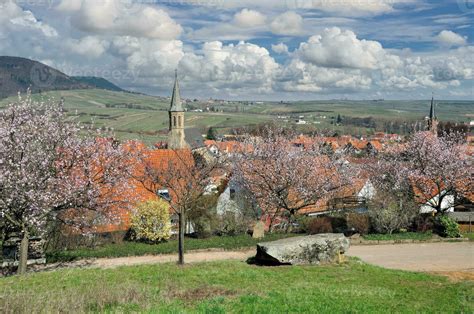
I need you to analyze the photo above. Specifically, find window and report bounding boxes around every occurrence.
[173,116,177,127]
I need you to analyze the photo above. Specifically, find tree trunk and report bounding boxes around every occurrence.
[17,231,29,275]
[178,211,185,265]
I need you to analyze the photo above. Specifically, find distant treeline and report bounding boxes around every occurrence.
[105,103,157,110]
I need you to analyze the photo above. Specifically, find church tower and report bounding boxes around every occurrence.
[168,70,189,149]
[426,95,438,134]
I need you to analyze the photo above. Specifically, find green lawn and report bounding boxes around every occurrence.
[362,232,434,241]
[462,233,474,241]
[46,234,297,263]
[1,259,472,313]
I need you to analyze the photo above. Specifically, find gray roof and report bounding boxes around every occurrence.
[184,128,205,149]
[170,70,183,112]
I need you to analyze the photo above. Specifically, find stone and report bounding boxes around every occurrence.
[1,235,46,267]
[252,221,265,239]
[255,233,350,265]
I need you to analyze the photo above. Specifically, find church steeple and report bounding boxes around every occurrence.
[168,70,188,149]
[429,95,436,120]
[170,69,183,112]
[427,93,438,135]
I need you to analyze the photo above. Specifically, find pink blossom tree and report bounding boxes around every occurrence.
[403,131,472,214]
[233,129,354,230]
[0,93,135,274]
[367,131,472,216]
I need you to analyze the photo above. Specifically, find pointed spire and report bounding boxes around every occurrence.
[170,69,183,112]
[429,92,436,119]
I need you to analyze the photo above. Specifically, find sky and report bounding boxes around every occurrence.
[0,0,473,100]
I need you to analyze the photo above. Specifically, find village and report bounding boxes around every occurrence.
[2,72,473,275]
[1,0,473,311]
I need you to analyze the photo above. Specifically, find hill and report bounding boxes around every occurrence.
[0,56,125,98]
[72,76,125,92]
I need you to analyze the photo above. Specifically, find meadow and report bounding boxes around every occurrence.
[1,89,472,144]
[0,259,472,313]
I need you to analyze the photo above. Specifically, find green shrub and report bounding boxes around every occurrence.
[130,200,171,243]
[346,213,370,235]
[214,212,249,236]
[435,215,461,238]
[306,217,333,234]
[367,191,418,234]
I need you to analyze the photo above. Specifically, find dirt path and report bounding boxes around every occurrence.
[37,249,256,272]
[347,242,474,272]
[33,242,473,275]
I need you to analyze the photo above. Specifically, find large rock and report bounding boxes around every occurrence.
[255,233,350,265]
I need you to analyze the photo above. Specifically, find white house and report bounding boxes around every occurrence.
[216,186,241,215]
[419,193,455,213]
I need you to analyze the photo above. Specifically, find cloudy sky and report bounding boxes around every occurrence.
[1,0,473,100]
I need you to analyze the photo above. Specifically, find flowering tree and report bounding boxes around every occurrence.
[403,131,472,214]
[133,148,222,264]
[366,131,472,218]
[233,129,354,230]
[364,155,418,234]
[0,94,134,274]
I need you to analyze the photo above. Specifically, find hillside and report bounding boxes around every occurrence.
[0,88,472,145]
[72,76,124,92]
[0,56,126,98]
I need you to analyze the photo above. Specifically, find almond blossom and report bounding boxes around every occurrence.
[0,93,135,274]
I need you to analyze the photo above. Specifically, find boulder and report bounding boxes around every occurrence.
[255,233,349,265]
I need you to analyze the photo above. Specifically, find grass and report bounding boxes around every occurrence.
[462,233,474,241]
[362,231,434,241]
[1,259,472,313]
[46,233,298,263]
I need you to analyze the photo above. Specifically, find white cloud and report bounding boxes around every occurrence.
[181,0,416,16]
[66,36,110,58]
[180,41,279,94]
[233,9,266,28]
[0,0,57,37]
[436,30,467,46]
[272,43,289,54]
[276,27,473,95]
[56,0,182,39]
[296,28,392,69]
[270,11,304,36]
[111,37,184,77]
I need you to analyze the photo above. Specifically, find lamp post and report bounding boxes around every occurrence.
[157,189,184,265]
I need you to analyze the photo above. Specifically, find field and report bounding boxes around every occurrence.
[1,259,472,313]
[1,89,472,144]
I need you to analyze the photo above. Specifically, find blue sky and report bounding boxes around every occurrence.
[1,0,473,100]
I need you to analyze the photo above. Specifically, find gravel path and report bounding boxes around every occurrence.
[347,242,474,272]
[30,242,473,275]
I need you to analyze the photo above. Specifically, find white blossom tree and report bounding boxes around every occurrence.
[0,93,135,274]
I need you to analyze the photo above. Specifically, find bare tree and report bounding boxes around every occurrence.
[133,148,222,264]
